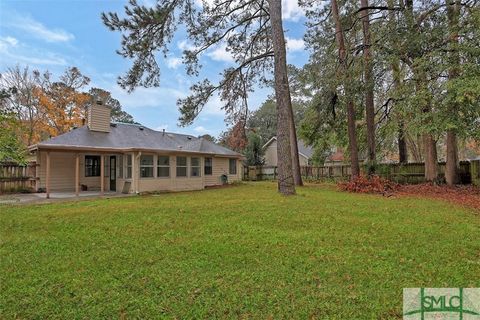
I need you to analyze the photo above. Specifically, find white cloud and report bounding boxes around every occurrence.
[11,54,67,66]
[12,16,74,43]
[193,126,210,134]
[0,37,67,66]
[207,43,234,62]
[285,37,305,52]
[203,94,225,116]
[108,85,186,109]
[155,124,169,131]
[0,36,18,48]
[138,0,156,7]
[282,0,305,21]
[177,40,196,51]
[166,57,182,69]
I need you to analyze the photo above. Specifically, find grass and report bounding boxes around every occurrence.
[1,182,479,319]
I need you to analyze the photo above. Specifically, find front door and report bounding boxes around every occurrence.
[109,156,116,191]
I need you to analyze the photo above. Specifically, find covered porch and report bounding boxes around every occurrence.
[37,149,136,199]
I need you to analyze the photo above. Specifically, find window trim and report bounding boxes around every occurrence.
[229,158,237,175]
[157,155,170,178]
[140,154,154,179]
[204,157,212,176]
[118,154,124,178]
[176,156,188,178]
[190,157,201,178]
[125,154,132,179]
[85,155,101,177]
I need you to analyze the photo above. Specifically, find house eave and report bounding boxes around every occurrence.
[32,144,243,158]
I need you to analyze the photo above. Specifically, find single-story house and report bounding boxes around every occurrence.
[262,136,314,167]
[28,102,243,198]
[323,147,345,167]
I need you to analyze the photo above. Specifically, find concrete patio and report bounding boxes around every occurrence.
[0,191,131,205]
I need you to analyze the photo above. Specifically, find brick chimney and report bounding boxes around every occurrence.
[87,100,111,132]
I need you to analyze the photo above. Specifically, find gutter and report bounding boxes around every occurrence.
[30,144,243,158]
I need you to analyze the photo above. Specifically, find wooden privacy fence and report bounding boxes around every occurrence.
[244,160,479,185]
[0,161,37,193]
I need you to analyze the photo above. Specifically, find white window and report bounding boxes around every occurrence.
[157,156,170,178]
[191,157,201,177]
[176,156,187,177]
[126,155,132,179]
[140,155,154,178]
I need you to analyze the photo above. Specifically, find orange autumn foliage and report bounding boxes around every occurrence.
[33,86,90,138]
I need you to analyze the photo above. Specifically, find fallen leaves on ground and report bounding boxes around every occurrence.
[397,183,480,212]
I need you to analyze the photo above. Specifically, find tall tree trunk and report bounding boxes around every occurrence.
[331,0,360,178]
[388,0,408,164]
[398,121,408,163]
[359,0,376,174]
[445,0,460,185]
[405,0,438,182]
[289,109,304,186]
[446,131,458,184]
[407,134,423,162]
[424,133,438,181]
[418,76,438,182]
[268,0,295,195]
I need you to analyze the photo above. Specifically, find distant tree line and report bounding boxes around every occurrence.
[0,66,135,163]
[103,0,479,194]
[296,0,480,185]
[220,0,480,186]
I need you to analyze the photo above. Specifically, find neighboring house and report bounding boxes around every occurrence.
[262,136,314,166]
[28,102,243,198]
[323,147,345,167]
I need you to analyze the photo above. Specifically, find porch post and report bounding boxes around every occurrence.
[46,151,51,199]
[100,154,104,195]
[131,152,136,194]
[75,154,80,197]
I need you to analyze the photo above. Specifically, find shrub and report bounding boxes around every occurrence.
[338,175,399,195]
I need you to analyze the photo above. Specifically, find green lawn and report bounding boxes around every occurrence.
[1,182,479,319]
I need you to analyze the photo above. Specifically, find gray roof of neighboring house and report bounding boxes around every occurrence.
[263,136,314,159]
[297,139,314,158]
[32,123,241,157]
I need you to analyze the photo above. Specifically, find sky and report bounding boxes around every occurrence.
[0,0,309,137]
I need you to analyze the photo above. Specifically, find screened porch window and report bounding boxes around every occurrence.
[176,156,187,177]
[118,155,123,178]
[204,157,212,175]
[126,155,132,179]
[140,155,154,178]
[229,159,237,175]
[157,156,170,178]
[191,157,201,177]
[85,155,101,177]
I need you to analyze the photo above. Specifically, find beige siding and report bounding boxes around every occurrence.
[299,154,309,166]
[38,151,121,192]
[264,139,310,166]
[38,152,76,191]
[37,151,241,193]
[264,140,278,166]
[204,157,242,186]
[137,155,204,192]
[87,105,111,132]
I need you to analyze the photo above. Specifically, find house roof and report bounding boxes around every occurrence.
[326,149,345,162]
[263,136,314,159]
[29,123,242,157]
